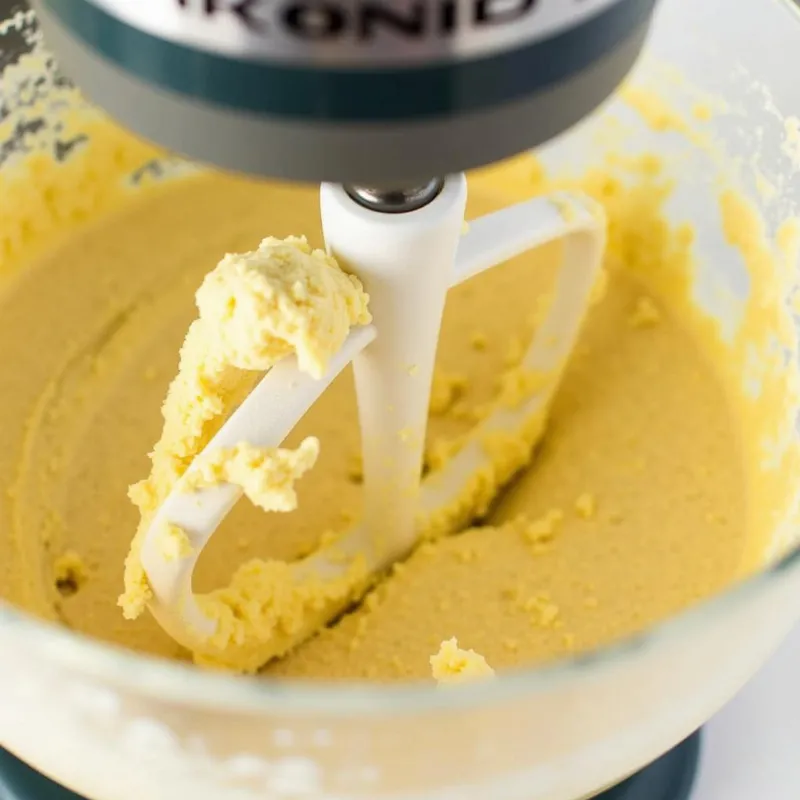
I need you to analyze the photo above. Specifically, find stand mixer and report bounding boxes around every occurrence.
[2,1,800,799]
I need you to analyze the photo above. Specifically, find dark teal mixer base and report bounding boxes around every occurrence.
[0,749,84,800]
[0,732,701,800]
[597,732,701,800]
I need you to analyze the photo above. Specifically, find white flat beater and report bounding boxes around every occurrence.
[138,174,606,658]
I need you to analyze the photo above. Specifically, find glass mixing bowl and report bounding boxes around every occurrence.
[1,0,800,798]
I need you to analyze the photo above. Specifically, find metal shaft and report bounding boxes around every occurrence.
[344,179,444,213]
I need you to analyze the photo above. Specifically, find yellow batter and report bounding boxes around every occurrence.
[1,50,798,683]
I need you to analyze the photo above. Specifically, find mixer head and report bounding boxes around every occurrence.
[30,0,658,185]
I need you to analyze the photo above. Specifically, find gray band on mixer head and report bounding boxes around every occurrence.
[31,1,649,185]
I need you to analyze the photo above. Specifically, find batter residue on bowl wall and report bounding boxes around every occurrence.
[1,26,799,681]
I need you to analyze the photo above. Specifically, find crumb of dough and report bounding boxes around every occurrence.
[429,370,468,416]
[431,637,495,685]
[347,451,364,483]
[522,509,564,545]
[522,596,561,628]
[496,367,550,409]
[156,522,193,562]
[183,437,320,512]
[470,331,488,351]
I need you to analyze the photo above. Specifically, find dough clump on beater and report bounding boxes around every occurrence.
[120,236,370,628]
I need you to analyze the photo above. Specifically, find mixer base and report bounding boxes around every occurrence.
[0,748,83,799]
[0,733,701,800]
[595,731,701,800]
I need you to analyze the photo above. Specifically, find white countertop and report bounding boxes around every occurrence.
[692,622,800,799]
